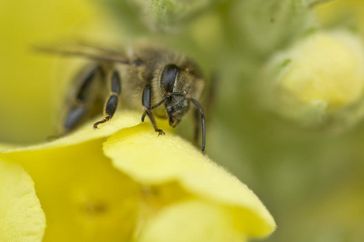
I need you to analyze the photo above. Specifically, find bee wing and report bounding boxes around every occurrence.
[72,40,126,56]
[33,41,130,64]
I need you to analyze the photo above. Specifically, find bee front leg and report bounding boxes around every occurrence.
[190,98,206,153]
[141,84,165,136]
[93,70,121,128]
[193,108,200,146]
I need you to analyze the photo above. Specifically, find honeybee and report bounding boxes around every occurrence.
[38,43,207,152]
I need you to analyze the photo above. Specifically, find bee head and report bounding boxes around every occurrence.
[160,63,195,127]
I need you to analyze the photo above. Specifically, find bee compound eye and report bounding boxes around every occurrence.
[160,64,180,93]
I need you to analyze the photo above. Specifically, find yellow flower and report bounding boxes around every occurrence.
[0,159,45,242]
[1,112,276,242]
[260,30,364,127]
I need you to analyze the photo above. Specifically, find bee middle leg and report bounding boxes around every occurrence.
[141,84,165,135]
[93,69,122,128]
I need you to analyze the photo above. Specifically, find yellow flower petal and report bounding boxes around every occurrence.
[0,159,45,242]
[137,200,247,242]
[1,111,141,152]
[1,113,144,242]
[2,147,139,242]
[104,124,276,238]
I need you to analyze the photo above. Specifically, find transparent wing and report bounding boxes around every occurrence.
[33,40,130,64]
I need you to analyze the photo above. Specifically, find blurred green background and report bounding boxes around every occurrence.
[1,0,363,241]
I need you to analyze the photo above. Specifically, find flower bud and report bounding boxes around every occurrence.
[260,31,364,128]
[130,0,215,31]
[231,0,309,55]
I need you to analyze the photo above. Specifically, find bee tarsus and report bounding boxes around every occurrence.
[93,115,111,129]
